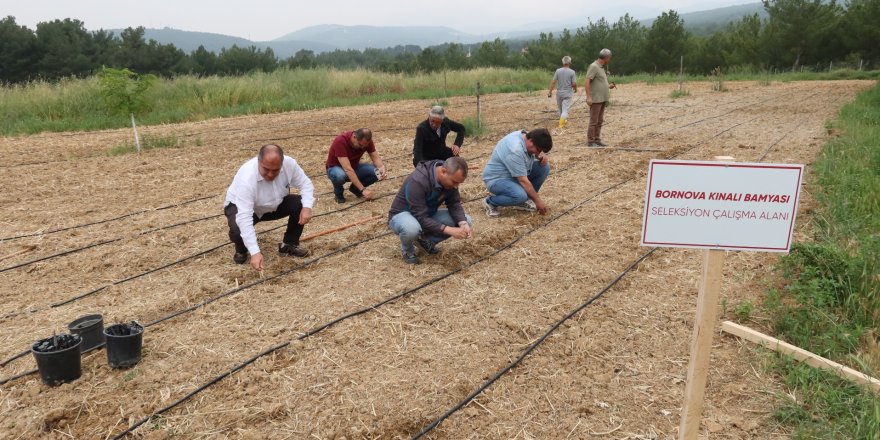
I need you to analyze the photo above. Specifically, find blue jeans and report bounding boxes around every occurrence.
[327,164,378,197]
[388,210,473,254]
[486,161,550,206]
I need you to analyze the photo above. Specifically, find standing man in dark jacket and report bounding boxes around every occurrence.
[412,106,466,167]
[389,157,474,264]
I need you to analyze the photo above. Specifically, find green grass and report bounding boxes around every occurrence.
[670,88,691,99]
[759,83,880,439]
[460,116,490,138]
[622,68,880,85]
[108,134,180,156]
[1,67,876,137]
[734,300,754,321]
[769,358,879,439]
[0,68,547,136]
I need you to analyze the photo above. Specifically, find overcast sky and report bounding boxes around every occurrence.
[7,0,751,41]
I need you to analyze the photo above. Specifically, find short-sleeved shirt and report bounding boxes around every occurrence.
[325,131,376,169]
[553,67,577,97]
[587,61,610,103]
[482,130,536,189]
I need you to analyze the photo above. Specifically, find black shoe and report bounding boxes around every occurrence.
[416,238,439,254]
[334,194,346,204]
[595,140,608,147]
[233,251,248,264]
[402,251,421,265]
[278,242,310,257]
[348,185,364,198]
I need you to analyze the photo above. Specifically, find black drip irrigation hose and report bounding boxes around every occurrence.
[757,92,846,163]
[411,248,658,439]
[0,147,525,377]
[108,169,629,439]
[0,152,477,274]
[143,230,394,328]
[0,238,123,274]
[0,88,668,247]
[0,151,492,319]
[410,89,826,438]
[183,92,538,141]
[631,88,793,133]
[0,229,392,382]
[0,189,395,324]
[2,86,803,404]
[0,368,37,386]
[0,91,772,373]
[0,94,777,373]
[0,195,216,243]
[0,150,419,243]
[639,89,798,139]
[105,88,830,437]
[0,158,68,169]
[0,152,495,369]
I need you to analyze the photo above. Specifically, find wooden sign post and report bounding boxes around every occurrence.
[678,248,725,439]
[679,155,732,439]
[640,156,805,439]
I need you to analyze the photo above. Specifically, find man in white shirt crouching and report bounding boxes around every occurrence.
[224,144,315,271]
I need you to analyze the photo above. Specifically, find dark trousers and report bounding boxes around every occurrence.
[224,194,304,254]
[588,102,607,142]
[413,146,454,167]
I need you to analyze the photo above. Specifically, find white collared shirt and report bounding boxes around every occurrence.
[224,155,315,255]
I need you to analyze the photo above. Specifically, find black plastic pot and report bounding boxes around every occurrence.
[31,334,82,386]
[104,322,144,369]
[68,314,105,352]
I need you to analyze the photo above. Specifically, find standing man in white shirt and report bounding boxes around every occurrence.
[547,56,577,129]
[224,144,315,271]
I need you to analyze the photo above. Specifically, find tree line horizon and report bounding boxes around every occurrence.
[0,0,877,84]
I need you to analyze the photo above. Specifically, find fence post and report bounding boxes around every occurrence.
[859,59,864,71]
[130,113,141,152]
[476,81,482,129]
[829,61,833,73]
[444,70,448,97]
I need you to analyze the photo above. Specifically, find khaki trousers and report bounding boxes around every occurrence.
[588,102,607,142]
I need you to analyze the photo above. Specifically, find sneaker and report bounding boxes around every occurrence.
[348,184,364,198]
[482,198,500,218]
[511,199,537,212]
[595,140,608,147]
[587,142,602,148]
[233,251,248,264]
[416,238,439,255]
[402,251,421,265]
[334,194,346,204]
[278,242,310,258]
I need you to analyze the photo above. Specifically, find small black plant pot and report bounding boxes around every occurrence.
[104,322,144,369]
[68,314,105,353]
[31,334,83,386]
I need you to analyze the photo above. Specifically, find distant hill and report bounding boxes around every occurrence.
[106,27,338,58]
[643,3,767,35]
[274,24,474,50]
[509,2,767,42]
[100,3,769,57]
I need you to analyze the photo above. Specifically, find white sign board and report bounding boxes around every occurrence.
[641,160,804,252]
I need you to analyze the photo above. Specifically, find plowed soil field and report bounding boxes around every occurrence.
[0,80,872,439]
